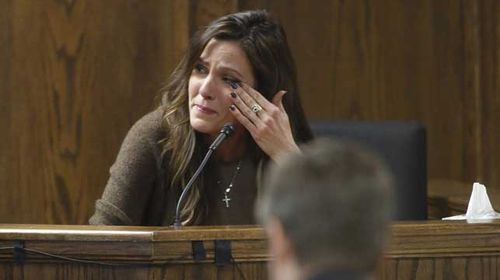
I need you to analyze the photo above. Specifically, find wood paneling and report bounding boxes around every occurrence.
[0,0,11,217]
[0,0,499,224]
[1,222,500,279]
[0,0,188,224]
[480,0,500,187]
[239,0,500,189]
[0,224,270,280]
[252,0,466,179]
[382,257,500,280]
[190,0,238,33]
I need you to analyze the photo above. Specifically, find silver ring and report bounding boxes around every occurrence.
[251,104,263,113]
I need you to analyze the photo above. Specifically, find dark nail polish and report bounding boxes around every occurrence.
[229,105,236,111]
[230,92,237,98]
[230,81,238,89]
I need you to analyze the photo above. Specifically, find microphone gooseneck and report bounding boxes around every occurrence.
[173,123,235,228]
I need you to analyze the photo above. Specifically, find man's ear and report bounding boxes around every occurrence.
[266,217,295,262]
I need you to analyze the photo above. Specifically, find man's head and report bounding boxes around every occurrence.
[257,138,394,279]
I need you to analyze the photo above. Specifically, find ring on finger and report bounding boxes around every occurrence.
[251,104,263,113]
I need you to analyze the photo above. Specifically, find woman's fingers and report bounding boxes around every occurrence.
[229,86,298,161]
[272,90,287,112]
[236,82,274,112]
[230,91,261,126]
[229,105,258,134]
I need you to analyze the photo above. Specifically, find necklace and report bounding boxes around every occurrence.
[217,160,242,208]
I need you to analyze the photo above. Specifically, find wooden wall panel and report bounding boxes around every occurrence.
[463,0,483,185]
[480,0,500,188]
[190,0,238,33]
[238,0,500,188]
[0,0,11,216]
[382,257,500,280]
[0,0,188,224]
[261,0,470,181]
[0,263,267,280]
[0,0,499,224]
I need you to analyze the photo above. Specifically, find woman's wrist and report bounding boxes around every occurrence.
[271,142,302,164]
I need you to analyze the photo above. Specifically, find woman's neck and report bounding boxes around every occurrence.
[208,127,247,162]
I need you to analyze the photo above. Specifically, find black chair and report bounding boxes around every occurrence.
[310,121,427,220]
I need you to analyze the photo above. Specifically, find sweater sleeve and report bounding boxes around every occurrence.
[89,110,165,225]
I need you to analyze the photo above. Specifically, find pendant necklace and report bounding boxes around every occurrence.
[217,160,242,208]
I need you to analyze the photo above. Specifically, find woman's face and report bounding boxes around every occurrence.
[188,39,256,139]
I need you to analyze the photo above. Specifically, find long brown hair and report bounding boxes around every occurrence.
[159,10,313,225]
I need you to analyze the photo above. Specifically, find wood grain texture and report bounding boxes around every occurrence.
[250,0,469,179]
[0,0,188,224]
[0,0,11,219]
[190,0,238,33]
[0,225,269,279]
[479,0,500,188]
[1,222,500,279]
[1,0,500,224]
[239,0,500,189]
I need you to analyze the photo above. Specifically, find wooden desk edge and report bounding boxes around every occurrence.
[0,221,499,262]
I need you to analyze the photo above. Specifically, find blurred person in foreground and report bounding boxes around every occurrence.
[257,139,394,280]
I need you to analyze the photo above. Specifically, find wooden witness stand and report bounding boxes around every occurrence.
[0,221,499,279]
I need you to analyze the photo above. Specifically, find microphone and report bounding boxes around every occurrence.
[209,123,235,151]
[173,123,235,228]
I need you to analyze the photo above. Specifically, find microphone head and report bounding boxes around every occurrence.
[220,123,235,137]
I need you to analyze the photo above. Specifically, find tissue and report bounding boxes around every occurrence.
[442,182,500,220]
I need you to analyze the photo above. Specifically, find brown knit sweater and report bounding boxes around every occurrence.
[89,109,258,226]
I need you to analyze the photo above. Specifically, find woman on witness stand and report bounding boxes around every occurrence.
[89,10,313,226]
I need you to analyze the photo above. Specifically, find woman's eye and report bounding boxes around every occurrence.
[223,77,240,87]
[194,63,208,74]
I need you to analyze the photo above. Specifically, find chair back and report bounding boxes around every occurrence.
[310,121,427,220]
